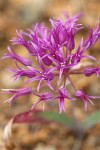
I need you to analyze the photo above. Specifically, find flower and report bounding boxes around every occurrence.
[27,62,56,91]
[2,87,33,105]
[56,88,75,113]
[83,67,100,77]
[31,92,53,110]
[2,46,32,66]
[71,38,96,64]
[75,90,100,111]
[7,62,36,81]
[48,52,74,79]
[83,20,100,49]
[2,12,100,112]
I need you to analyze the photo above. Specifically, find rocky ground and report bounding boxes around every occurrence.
[0,0,100,150]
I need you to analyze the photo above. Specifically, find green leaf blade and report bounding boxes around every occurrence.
[83,111,100,129]
[39,111,76,128]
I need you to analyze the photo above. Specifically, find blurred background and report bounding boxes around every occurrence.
[0,0,100,150]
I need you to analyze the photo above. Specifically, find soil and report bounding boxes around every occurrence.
[0,0,100,150]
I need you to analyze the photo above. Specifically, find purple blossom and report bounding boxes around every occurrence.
[31,92,53,110]
[49,19,68,48]
[11,30,29,46]
[83,20,100,49]
[2,87,32,105]
[75,90,100,111]
[56,88,75,113]
[49,13,83,51]
[83,67,100,77]
[71,38,84,64]
[2,13,100,112]
[7,64,36,81]
[47,51,74,79]
[11,30,40,55]
[71,38,96,64]
[64,12,83,50]
[2,46,32,66]
[27,64,55,92]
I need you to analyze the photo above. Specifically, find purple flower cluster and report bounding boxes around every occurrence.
[2,13,100,113]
